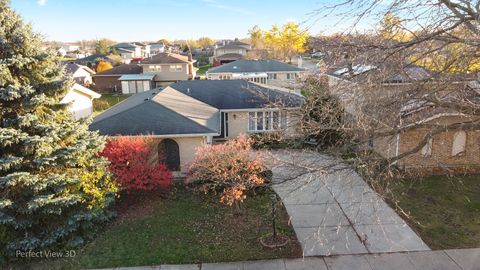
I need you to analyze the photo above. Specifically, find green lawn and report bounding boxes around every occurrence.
[196,64,212,76]
[380,175,480,249]
[35,187,300,269]
[93,93,131,116]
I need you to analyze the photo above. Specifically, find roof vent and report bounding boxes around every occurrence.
[233,66,237,69]
[187,88,190,94]
[144,98,149,101]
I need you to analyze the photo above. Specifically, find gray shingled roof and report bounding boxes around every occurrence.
[169,80,303,109]
[65,63,81,74]
[112,42,138,49]
[217,44,247,50]
[216,53,244,60]
[208,59,305,74]
[89,80,303,137]
[90,90,218,136]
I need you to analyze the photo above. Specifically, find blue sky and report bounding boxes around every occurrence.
[11,0,375,42]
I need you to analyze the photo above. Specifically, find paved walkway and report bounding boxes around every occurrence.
[266,150,429,256]
[95,249,480,269]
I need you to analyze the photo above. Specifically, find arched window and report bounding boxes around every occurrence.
[421,137,433,157]
[451,131,467,157]
[158,139,180,171]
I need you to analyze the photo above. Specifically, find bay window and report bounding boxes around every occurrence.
[248,110,287,132]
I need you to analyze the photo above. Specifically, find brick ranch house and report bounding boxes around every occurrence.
[89,80,303,171]
[322,64,480,174]
[92,64,143,93]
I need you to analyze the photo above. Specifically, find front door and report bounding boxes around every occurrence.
[214,112,228,139]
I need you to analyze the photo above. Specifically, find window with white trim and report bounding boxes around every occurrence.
[150,65,161,71]
[451,131,466,157]
[268,73,277,80]
[286,73,294,80]
[170,64,183,72]
[421,137,433,157]
[248,110,287,132]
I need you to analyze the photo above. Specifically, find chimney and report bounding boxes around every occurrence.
[187,52,193,62]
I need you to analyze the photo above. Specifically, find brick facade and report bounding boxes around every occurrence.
[91,75,122,93]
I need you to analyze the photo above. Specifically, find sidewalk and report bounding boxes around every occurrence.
[94,248,480,270]
[267,150,428,256]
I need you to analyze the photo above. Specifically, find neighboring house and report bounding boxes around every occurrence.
[61,83,101,120]
[212,38,251,65]
[64,63,96,86]
[69,53,107,67]
[91,64,143,93]
[138,52,197,87]
[112,42,151,62]
[112,43,142,62]
[89,80,303,171]
[206,59,305,90]
[149,43,165,55]
[133,42,151,57]
[322,64,480,174]
[379,95,480,174]
[58,44,80,57]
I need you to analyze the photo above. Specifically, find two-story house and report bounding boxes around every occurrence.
[134,52,197,88]
[149,43,165,55]
[112,43,142,61]
[213,38,251,65]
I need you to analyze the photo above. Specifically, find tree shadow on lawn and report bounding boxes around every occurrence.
[32,185,302,270]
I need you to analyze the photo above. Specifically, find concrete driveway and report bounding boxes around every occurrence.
[266,150,429,256]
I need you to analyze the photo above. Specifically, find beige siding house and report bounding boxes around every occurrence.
[138,52,197,87]
[90,80,303,172]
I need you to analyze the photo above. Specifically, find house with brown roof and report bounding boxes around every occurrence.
[91,64,143,93]
[137,52,197,87]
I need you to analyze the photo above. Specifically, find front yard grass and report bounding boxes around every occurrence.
[196,64,212,76]
[379,175,480,249]
[93,93,131,116]
[39,187,301,269]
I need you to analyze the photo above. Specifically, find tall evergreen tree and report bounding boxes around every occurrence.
[0,0,117,259]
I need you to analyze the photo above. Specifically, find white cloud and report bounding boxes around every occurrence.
[37,0,47,6]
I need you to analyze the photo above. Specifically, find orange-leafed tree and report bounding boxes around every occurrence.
[96,60,113,73]
[187,135,267,206]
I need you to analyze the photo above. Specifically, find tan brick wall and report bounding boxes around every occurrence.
[152,136,206,171]
[398,127,480,173]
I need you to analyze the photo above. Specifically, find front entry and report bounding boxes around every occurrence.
[158,139,180,171]
[214,112,228,139]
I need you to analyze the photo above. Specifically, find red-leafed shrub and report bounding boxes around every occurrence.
[101,136,172,191]
[187,134,267,206]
